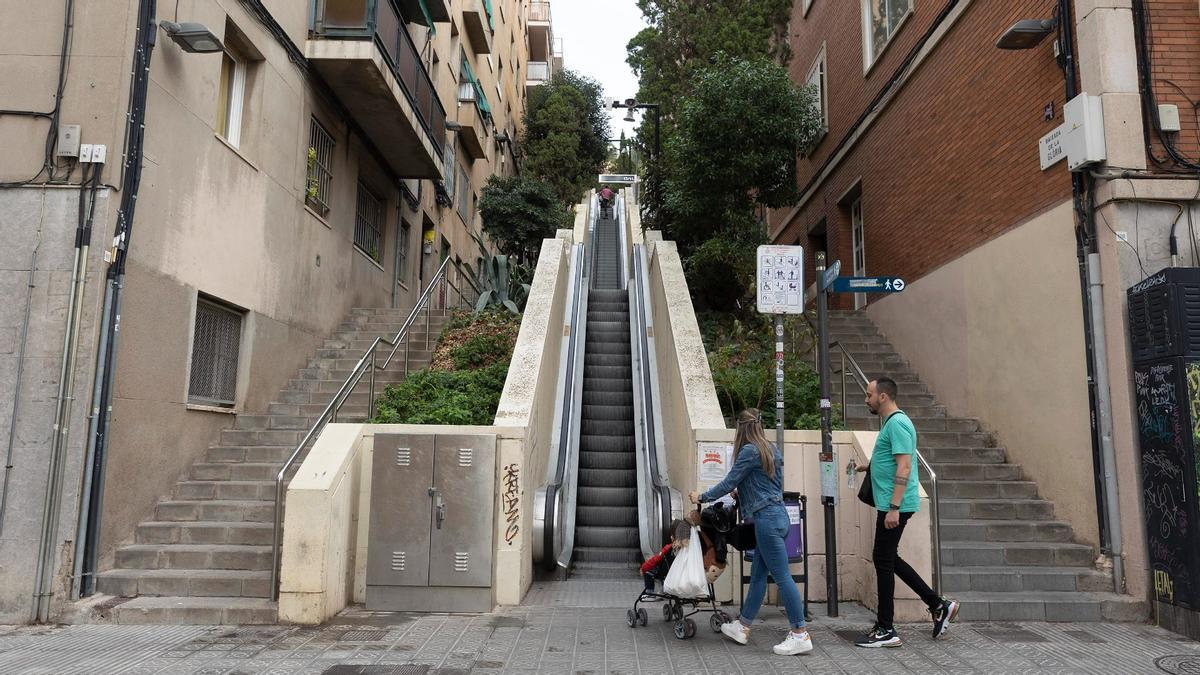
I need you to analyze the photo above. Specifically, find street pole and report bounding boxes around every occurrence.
[775,316,785,456]
[816,251,839,616]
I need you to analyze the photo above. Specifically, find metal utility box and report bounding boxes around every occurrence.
[367,433,497,612]
[1128,268,1200,363]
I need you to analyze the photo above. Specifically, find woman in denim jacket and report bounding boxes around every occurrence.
[689,408,812,656]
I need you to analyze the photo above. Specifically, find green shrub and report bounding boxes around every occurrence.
[372,310,521,425]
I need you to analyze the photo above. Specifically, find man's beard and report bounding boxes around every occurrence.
[867,402,879,415]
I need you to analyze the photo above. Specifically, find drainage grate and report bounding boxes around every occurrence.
[1157,655,1200,674]
[340,629,390,642]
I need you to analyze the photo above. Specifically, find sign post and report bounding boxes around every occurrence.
[814,252,839,617]
[756,244,805,508]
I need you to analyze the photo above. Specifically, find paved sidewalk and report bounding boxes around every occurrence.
[0,583,1197,674]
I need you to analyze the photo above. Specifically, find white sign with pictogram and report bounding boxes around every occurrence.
[756,245,805,315]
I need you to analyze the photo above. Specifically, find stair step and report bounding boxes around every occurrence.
[96,569,271,598]
[174,480,275,501]
[136,521,273,546]
[219,429,302,446]
[114,544,272,571]
[928,462,1022,481]
[952,591,1148,622]
[207,446,297,463]
[941,541,1094,567]
[191,463,285,482]
[155,499,274,523]
[942,566,1114,593]
[102,595,277,625]
[940,518,1074,542]
[938,498,1055,520]
[914,447,1007,464]
[938,480,1037,499]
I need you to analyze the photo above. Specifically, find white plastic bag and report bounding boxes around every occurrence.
[662,527,707,597]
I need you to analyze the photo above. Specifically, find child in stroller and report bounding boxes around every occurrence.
[627,501,740,639]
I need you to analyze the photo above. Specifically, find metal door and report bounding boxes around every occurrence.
[428,435,496,588]
[367,434,435,587]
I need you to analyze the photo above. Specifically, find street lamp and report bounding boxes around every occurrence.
[995,18,1057,50]
[614,98,661,217]
[159,21,225,53]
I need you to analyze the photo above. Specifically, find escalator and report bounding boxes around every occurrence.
[535,192,679,579]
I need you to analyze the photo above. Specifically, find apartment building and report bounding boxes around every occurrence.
[0,0,554,622]
[775,0,1200,628]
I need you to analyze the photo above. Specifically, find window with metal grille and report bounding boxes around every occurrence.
[188,298,244,407]
[355,181,385,263]
[306,117,334,215]
[397,221,411,283]
[456,163,471,224]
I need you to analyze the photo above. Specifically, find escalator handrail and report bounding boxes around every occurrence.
[632,243,672,549]
[541,199,592,570]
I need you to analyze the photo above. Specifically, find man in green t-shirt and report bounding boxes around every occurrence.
[854,377,960,649]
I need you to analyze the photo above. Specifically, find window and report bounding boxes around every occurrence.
[444,142,456,198]
[851,199,866,309]
[456,163,471,224]
[306,117,334,214]
[397,220,412,284]
[807,44,828,138]
[355,181,385,263]
[216,46,247,147]
[862,0,912,69]
[188,298,244,407]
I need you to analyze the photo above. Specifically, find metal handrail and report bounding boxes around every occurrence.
[269,255,476,598]
[803,315,943,595]
[632,244,672,552]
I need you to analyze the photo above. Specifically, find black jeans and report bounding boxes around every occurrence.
[873,510,940,629]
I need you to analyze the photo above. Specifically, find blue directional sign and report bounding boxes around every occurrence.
[830,276,906,294]
[821,260,842,290]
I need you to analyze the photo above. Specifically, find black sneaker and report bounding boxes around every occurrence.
[855,625,902,648]
[930,597,960,639]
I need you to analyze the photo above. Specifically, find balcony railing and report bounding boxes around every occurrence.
[527,61,550,84]
[529,1,550,23]
[312,0,447,155]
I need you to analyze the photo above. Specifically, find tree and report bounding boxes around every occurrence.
[626,0,793,223]
[478,175,564,264]
[521,70,611,210]
[665,55,821,266]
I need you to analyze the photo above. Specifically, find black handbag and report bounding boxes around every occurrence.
[731,520,757,551]
[857,463,875,507]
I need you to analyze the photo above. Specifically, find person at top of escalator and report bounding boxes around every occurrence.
[599,186,615,217]
[688,408,813,657]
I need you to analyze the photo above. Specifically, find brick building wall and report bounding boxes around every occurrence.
[772,0,1074,307]
[1144,0,1200,165]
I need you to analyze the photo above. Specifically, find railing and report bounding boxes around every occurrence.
[527,62,550,84]
[311,0,447,156]
[528,1,550,23]
[632,243,672,554]
[804,315,942,595]
[269,256,480,598]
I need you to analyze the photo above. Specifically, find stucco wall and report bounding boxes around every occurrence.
[866,201,1101,548]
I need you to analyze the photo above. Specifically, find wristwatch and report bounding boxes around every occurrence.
[888,503,901,511]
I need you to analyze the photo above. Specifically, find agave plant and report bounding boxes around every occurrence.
[464,232,531,315]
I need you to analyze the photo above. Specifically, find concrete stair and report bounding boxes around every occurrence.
[89,306,450,624]
[827,310,1147,622]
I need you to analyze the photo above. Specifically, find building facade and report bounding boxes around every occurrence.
[775,0,1200,627]
[0,0,557,623]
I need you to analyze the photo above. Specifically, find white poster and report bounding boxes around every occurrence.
[756,245,805,315]
[697,442,734,487]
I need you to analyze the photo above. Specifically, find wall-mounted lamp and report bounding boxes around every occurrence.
[995,18,1057,50]
[159,21,224,53]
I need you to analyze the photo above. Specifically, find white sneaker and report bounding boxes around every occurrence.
[720,621,750,645]
[773,630,814,656]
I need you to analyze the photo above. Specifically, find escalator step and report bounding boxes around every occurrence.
[574,547,641,563]
[587,320,629,332]
[585,342,631,355]
[588,301,628,311]
[587,311,629,323]
[578,486,636,506]
[580,436,634,452]
[579,467,637,488]
[581,403,634,421]
[576,526,640,549]
[581,378,632,393]
[583,365,632,380]
[576,505,638,527]
[584,353,631,367]
[583,391,633,406]
[581,419,634,436]
[579,451,636,470]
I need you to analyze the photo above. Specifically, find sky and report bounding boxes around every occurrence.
[551,0,648,141]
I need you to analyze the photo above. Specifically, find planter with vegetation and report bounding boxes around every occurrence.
[372,309,521,426]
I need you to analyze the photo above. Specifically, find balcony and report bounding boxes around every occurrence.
[456,74,492,160]
[397,0,449,23]
[462,0,494,54]
[526,61,550,87]
[528,1,550,24]
[308,0,447,178]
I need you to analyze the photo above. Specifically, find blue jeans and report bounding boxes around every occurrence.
[740,504,806,629]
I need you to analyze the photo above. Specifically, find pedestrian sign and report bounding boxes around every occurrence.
[756,245,805,315]
[821,259,842,290]
[829,276,906,294]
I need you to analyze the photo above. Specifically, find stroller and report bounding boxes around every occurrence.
[625,501,741,640]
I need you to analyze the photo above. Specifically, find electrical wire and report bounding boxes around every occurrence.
[1132,0,1200,171]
